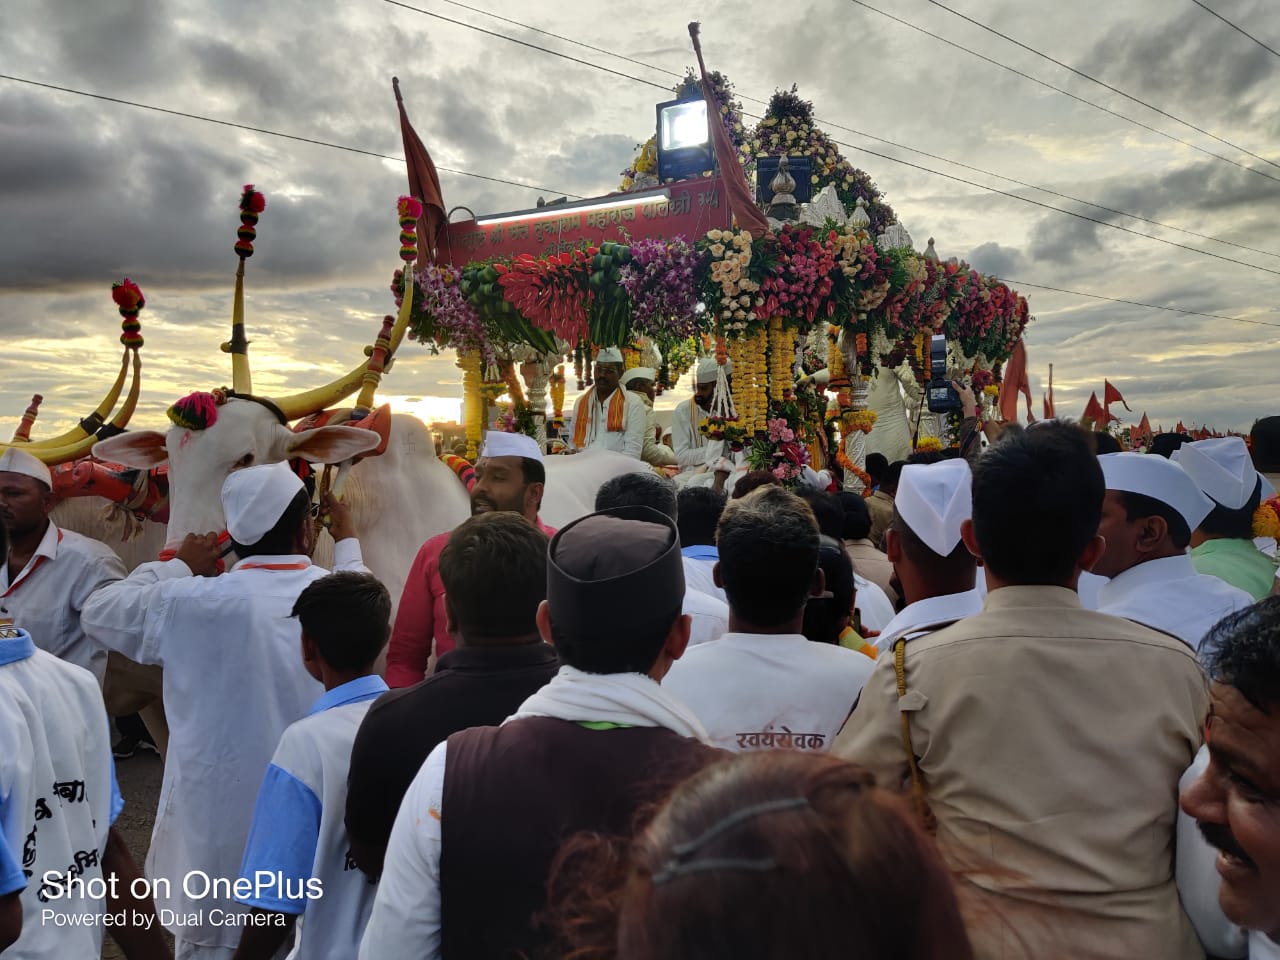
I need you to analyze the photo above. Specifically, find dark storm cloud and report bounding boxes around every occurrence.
[1077,0,1278,127]
[967,241,1024,277]
[1027,213,1104,264]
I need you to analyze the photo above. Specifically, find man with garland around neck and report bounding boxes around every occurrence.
[567,347,648,460]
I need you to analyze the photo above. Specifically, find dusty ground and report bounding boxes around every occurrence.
[102,751,170,959]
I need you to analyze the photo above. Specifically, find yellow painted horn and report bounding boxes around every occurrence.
[221,259,252,395]
[19,348,131,450]
[271,272,414,422]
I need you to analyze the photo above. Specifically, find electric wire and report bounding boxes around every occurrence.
[0,73,584,199]
[845,0,1280,185]
[919,0,1280,172]
[1190,0,1280,60]
[992,277,1280,329]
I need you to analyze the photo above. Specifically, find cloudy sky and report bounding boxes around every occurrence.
[2,0,1278,439]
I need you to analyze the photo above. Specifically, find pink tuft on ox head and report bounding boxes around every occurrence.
[93,396,378,550]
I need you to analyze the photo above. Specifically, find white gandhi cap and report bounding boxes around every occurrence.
[1099,452,1214,530]
[620,367,657,387]
[696,357,731,384]
[895,459,972,556]
[1172,436,1268,510]
[595,347,624,364]
[0,447,52,489]
[221,461,305,546]
[481,430,544,463]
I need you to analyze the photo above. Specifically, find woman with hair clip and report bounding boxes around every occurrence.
[545,750,975,960]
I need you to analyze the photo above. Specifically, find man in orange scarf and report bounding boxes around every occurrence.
[569,347,647,459]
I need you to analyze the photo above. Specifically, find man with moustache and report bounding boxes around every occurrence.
[1178,598,1280,960]
[384,431,555,687]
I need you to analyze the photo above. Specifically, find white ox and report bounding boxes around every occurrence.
[91,399,649,611]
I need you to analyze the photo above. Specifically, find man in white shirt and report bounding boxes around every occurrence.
[620,366,677,468]
[234,571,390,960]
[359,506,717,960]
[664,486,874,752]
[568,347,648,459]
[677,486,727,603]
[597,473,728,644]
[81,462,370,960]
[0,447,126,683]
[1179,598,1280,960]
[0,521,167,959]
[873,459,982,654]
[670,357,727,476]
[1095,453,1254,650]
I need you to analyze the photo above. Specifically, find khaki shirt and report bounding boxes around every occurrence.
[866,490,894,550]
[835,586,1208,960]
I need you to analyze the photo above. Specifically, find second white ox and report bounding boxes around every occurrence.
[91,397,648,611]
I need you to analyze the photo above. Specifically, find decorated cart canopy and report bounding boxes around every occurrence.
[394,24,1033,483]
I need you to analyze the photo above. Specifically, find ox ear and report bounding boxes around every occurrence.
[282,425,380,465]
[92,431,169,468]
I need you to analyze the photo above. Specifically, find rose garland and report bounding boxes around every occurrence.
[701,229,763,335]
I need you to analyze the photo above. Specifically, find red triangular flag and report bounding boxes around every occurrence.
[1082,392,1105,427]
[394,77,448,265]
[1043,393,1051,420]
[1176,420,1187,435]
[688,23,769,240]
[1103,379,1131,412]
[1136,412,1152,446]
[998,340,1033,422]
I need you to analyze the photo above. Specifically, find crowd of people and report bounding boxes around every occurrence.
[1,388,1279,959]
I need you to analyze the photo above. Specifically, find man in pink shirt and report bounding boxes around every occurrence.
[386,431,555,687]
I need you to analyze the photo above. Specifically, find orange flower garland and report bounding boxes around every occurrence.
[836,446,873,496]
[1255,497,1280,540]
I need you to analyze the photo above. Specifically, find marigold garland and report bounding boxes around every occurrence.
[842,409,878,433]
[915,436,943,453]
[836,445,873,496]
[1254,497,1280,540]
[459,349,483,459]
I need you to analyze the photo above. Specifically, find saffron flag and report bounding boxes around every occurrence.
[688,23,770,240]
[393,77,448,265]
[998,340,1033,422]
[1082,392,1106,427]
[1135,412,1153,447]
[1176,420,1188,435]
[1104,379,1131,412]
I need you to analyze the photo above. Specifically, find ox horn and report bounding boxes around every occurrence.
[10,394,42,442]
[221,185,266,395]
[269,261,415,422]
[7,279,146,463]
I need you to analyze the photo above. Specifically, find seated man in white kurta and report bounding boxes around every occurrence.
[568,347,648,460]
[1094,453,1254,650]
[671,357,726,473]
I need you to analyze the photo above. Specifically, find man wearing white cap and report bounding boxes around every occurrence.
[670,356,729,474]
[620,366,677,468]
[663,486,874,753]
[0,446,126,683]
[1095,453,1253,649]
[567,347,648,459]
[386,430,555,687]
[870,459,983,655]
[837,422,1208,959]
[82,462,368,960]
[1175,436,1278,600]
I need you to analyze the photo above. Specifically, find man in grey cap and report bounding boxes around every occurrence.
[360,505,717,960]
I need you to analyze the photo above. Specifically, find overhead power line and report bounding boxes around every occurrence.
[381,0,670,92]
[845,0,1280,185]
[993,276,1280,329]
[381,0,1280,264]
[1190,0,1280,60]
[920,0,1280,172]
[0,73,584,199]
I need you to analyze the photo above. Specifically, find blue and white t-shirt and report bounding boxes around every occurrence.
[238,674,388,958]
[0,628,122,959]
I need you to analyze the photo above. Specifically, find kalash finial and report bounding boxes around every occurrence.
[849,195,871,230]
[767,155,800,222]
[925,237,939,262]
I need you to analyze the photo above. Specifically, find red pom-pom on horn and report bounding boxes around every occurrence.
[112,278,145,349]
